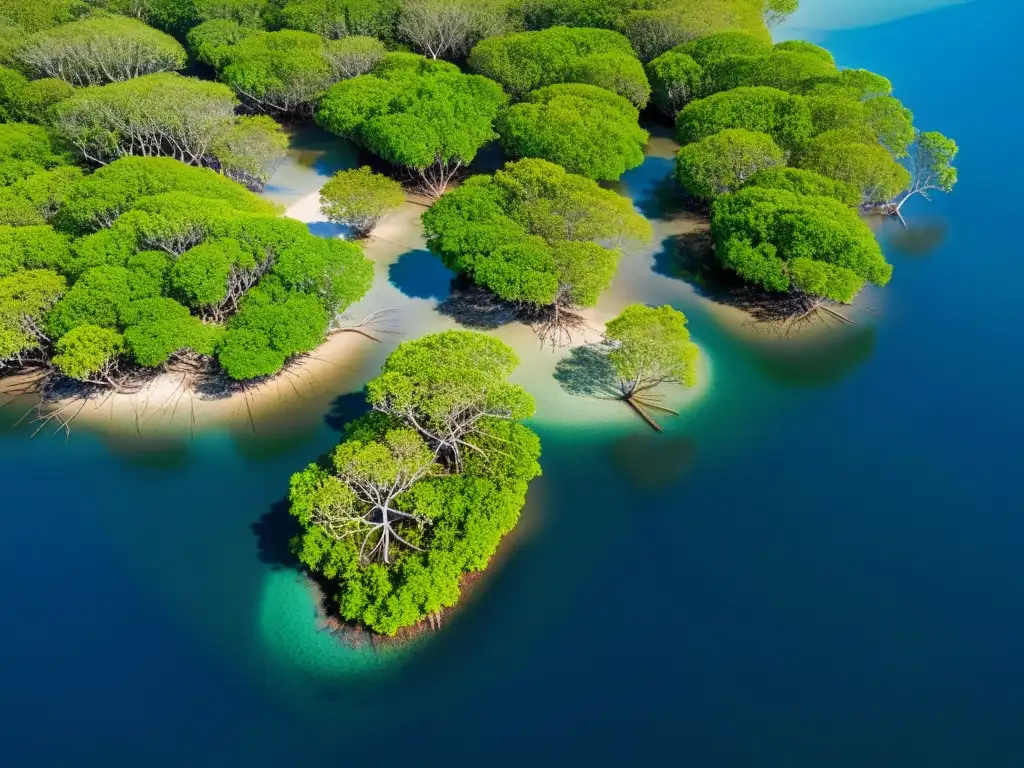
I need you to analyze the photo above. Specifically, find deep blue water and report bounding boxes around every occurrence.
[2,2,1024,765]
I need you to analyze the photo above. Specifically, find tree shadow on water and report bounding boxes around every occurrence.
[436,279,521,330]
[611,433,697,493]
[324,389,371,432]
[633,168,694,221]
[653,231,721,292]
[553,344,620,399]
[884,218,949,257]
[388,249,455,301]
[252,497,302,569]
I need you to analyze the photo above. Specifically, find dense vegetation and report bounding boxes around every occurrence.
[468,26,651,107]
[495,83,647,181]
[289,331,541,635]
[13,14,187,86]
[52,73,288,189]
[0,0,966,640]
[0,141,373,384]
[193,27,386,117]
[317,53,507,197]
[422,158,650,343]
[649,30,959,311]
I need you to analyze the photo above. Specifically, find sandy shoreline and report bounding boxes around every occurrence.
[3,184,720,439]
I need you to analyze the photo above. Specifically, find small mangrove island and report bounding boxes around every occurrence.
[0,0,957,642]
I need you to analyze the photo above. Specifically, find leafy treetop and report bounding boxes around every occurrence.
[605,303,700,398]
[468,25,651,107]
[496,83,648,181]
[711,186,892,303]
[316,54,508,197]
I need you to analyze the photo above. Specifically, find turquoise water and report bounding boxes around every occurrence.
[2,2,1023,764]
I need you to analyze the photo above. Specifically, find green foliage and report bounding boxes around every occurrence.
[0,165,83,227]
[796,129,911,206]
[212,114,290,189]
[676,86,813,151]
[0,224,71,277]
[14,14,187,86]
[807,93,914,158]
[0,0,90,35]
[55,156,278,235]
[702,48,836,96]
[521,0,638,30]
[187,19,256,68]
[290,333,541,635]
[863,96,915,158]
[675,128,784,201]
[169,238,243,309]
[215,29,371,116]
[117,192,239,255]
[0,122,71,183]
[806,68,892,101]
[319,166,405,237]
[914,131,959,194]
[0,268,65,362]
[141,0,202,37]
[121,296,219,366]
[46,264,132,337]
[218,285,329,379]
[63,226,138,278]
[325,35,387,78]
[605,303,700,395]
[317,58,507,196]
[744,166,860,207]
[273,0,401,40]
[619,0,770,63]
[53,73,286,187]
[0,66,28,121]
[367,330,535,431]
[16,77,74,124]
[496,83,647,181]
[774,39,834,66]
[0,188,41,226]
[271,235,374,314]
[763,0,799,25]
[422,158,649,310]
[467,26,650,107]
[395,0,518,62]
[51,323,123,380]
[678,29,771,66]
[194,0,272,27]
[646,50,702,117]
[711,186,892,303]
[0,66,74,123]
[126,249,171,298]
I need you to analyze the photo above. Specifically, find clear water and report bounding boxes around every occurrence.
[2,2,1023,764]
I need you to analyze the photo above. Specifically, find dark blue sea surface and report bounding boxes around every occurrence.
[2,2,1023,765]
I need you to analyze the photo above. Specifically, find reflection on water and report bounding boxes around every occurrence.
[885,219,950,257]
[610,432,697,492]
[746,325,878,389]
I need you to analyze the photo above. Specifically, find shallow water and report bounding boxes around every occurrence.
[2,2,1023,764]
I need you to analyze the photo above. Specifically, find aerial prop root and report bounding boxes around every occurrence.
[330,308,403,343]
